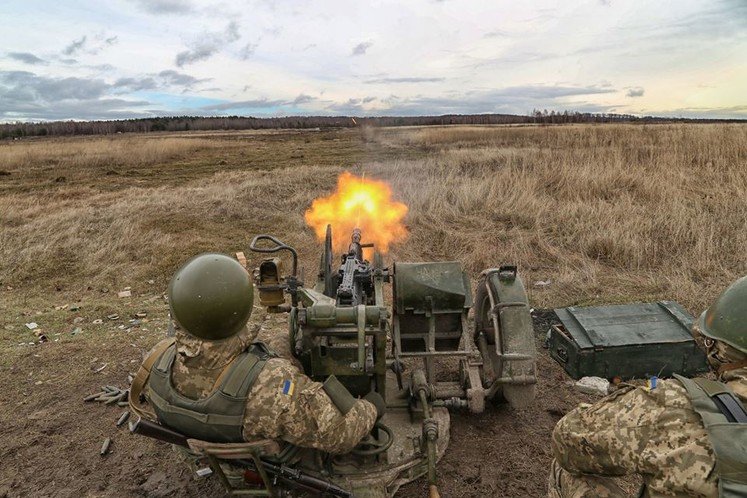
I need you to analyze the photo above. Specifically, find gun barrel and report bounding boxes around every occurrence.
[348,228,364,261]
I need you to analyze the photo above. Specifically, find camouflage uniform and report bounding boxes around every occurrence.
[548,335,747,498]
[153,315,377,455]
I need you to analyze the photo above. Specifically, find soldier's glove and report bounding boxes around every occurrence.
[363,391,386,421]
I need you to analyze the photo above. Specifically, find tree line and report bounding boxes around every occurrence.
[1,112,741,139]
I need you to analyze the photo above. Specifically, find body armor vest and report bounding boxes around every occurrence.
[147,342,276,443]
[674,374,747,498]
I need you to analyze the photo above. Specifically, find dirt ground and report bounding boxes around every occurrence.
[1,303,591,498]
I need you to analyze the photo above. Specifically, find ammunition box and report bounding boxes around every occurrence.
[548,301,709,380]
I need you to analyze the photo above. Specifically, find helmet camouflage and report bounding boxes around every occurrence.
[168,253,253,341]
[698,275,747,355]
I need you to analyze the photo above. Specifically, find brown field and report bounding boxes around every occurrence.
[1,123,745,497]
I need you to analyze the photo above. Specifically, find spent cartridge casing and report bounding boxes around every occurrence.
[100,438,111,456]
[116,411,130,427]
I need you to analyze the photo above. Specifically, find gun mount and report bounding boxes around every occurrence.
[248,225,538,497]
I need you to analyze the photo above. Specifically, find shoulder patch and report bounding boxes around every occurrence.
[281,379,295,396]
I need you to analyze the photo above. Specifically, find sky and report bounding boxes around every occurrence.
[0,0,745,122]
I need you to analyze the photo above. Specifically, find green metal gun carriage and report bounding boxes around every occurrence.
[244,225,538,497]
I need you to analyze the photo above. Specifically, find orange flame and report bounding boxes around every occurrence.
[304,171,408,254]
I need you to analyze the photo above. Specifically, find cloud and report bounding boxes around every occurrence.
[2,98,154,121]
[157,70,206,87]
[176,46,217,67]
[351,41,372,56]
[114,77,158,92]
[364,77,445,84]
[240,43,258,60]
[110,71,208,94]
[60,33,117,57]
[200,98,285,111]
[0,70,152,120]
[7,52,47,65]
[63,36,87,56]
[490,85,616,99]
[130,0,193,14]
[87,63,115,71]
[199,94,318,112]
[0,69,211,120]
[626,87,645,97]
[176,22,242,67]
[1,71,110,101]
[654,0,746,39]
[326,97,378,114]
[225,21,241,43]
[483,30,511,38]
[291,94,315,105]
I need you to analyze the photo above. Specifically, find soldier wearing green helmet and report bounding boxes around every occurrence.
[130,253,379,454]
[697,276,747,397]
[168,252,255,341]
[548,276,747,498]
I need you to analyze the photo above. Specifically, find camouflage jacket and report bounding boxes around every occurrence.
[551,371,747,497]
[157,314,377,455]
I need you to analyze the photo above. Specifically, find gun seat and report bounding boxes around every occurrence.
[187,438,283,496]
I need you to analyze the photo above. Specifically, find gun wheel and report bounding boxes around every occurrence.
[474,271,536,409]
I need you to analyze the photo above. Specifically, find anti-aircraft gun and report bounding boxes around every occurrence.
[249,226,537,497]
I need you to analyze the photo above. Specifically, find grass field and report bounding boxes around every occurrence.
[2,124,745,310]
[0,123,745,497]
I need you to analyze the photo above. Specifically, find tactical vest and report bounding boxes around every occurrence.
[673,374,747,498]
[148,342,276,443]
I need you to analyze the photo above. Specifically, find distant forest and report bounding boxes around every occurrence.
[1,110,742,139]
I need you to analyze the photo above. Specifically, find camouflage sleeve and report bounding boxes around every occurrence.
[242,358,377,454]
[551,387,636,477]
[551,380,718,497]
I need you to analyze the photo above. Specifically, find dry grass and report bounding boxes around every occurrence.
[372,124,747,310]
[1,124,745,314]
[0,136,216,172]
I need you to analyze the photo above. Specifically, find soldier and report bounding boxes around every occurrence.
[548,276,747,498]
[130,253,383,455]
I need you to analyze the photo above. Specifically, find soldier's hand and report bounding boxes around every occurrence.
[363,391,386,420]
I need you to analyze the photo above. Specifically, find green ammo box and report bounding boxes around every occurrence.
[548,301,709,380]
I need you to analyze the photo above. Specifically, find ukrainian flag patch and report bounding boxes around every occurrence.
[281,379,295,396]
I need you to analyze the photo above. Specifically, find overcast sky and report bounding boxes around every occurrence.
[1,0,745,121]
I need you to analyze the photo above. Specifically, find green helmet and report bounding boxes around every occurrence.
[168,253,253,341]
[698,275,747,354]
